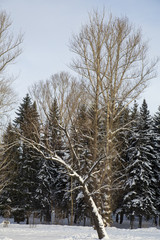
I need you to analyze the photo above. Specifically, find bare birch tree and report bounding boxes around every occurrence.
[0,11,23,127]
[69,9,158,226]
[0,11,22,191]
[29,71,88,125]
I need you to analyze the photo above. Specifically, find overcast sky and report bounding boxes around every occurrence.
[0,0,160,114]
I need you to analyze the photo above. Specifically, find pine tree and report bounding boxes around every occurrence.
[122,100,157,228]
[70,104,93,224]
[152,106,160,224]
[113,106,131,223]
[11,94,42,222]
[36,158,53,223]
[48,98,62,154]
[0,123,19,220]
[43,98,68,223]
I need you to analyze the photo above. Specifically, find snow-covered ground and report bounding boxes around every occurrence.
[0,224,159,240]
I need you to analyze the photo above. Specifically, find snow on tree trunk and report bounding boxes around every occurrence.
[83,184,109,239]
[68,171,109,239]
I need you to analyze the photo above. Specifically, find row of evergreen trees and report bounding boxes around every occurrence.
[0,94,160,228]
[115,100,160,228]
[0,94,68,223]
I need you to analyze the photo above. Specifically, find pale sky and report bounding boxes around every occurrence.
[0,0,160,115]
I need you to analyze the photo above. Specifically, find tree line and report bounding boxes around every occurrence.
[0,93,160,230]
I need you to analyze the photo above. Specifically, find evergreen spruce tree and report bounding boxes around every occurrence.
[122,100,157,228]
[113,106,131,223]
[0,123,19,219]
[36,158,53,223]
[152,106,160,223]
[11,94,42,222]
[70,104,92,224]
[48,98,62,154]
[43,98,68,223]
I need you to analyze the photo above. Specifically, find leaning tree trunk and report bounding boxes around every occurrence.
[83,184,109,239]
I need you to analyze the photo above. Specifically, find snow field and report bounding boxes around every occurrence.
[0,224,159,240]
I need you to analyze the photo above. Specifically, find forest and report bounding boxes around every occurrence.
[0,92,160,229]
[0,9,159,240]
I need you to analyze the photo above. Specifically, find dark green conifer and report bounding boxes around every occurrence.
[122,100,157,228]
[11,94,41,222]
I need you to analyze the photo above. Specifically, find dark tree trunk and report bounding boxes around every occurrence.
[154,216,157,226]
[26,215,29,224]
[45,206,51,223]
[116,214,119,223]
[74,213,78,224]
[120,212,123,224]
[130,215,134,229]
[138,215,142,228]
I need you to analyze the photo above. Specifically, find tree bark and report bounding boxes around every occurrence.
[130,215,134,229]
[138,215,142,228]
[120,212,124,224]
[83,184,109,239]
